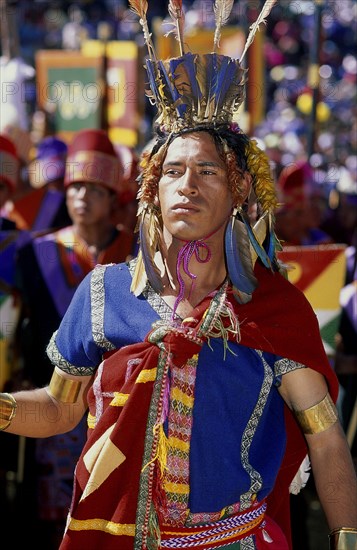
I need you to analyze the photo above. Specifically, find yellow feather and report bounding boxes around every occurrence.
[250,215,268,267]
[130,249,147,296]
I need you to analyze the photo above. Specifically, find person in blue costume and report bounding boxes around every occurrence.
[11,128,137,548]
[1,3,356,550]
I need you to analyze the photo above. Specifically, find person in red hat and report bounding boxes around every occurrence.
[12,128,137,548]
[275,161,332,246]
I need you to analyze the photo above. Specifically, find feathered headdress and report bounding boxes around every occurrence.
[129,0,276,132]
[129,0,280,301]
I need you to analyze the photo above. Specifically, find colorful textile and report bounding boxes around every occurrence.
[49,261,338,549]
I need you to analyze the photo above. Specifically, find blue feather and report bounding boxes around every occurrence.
[145,60,160,103]
[182,53,202,101]
[266,226,276,262]
[159,59,186,118]
[215,57,236,110]
[204,53,218,108]
[224,215,258,295]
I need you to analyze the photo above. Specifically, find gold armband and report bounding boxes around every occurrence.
[0,393,17,431]
[47,370,81,404]
[294,393,338,434]
[329,527,357,550]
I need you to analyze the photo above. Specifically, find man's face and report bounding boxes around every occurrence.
[66,182,116,225]
[158,132,233,243]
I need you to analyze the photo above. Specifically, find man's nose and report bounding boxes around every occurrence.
[178,170,198,196]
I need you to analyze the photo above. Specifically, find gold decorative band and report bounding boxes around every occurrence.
[47,370,81,404]
[294,393,338,434]
[329,527,357,550]
[0,393,17,431]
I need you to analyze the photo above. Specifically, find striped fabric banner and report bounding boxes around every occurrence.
[277,244,347,357]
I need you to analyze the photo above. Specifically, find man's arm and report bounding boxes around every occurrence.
[1,367,93,438]
[306,421,357,530]
[279,367,357,531]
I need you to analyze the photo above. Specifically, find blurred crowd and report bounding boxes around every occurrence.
[0,1,356,549]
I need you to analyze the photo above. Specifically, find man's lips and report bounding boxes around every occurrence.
[172,203,200,213]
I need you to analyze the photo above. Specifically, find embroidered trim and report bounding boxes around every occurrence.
[92,360,105,422]
[128,258,182,323]
[134,345,172,549]
[161,353,198,526]
[91,265,116,351]
[240,350,273,510]
[275,357,306,377]
[160,501,267,548]
[241,536,256,549]
[46,331,94,376]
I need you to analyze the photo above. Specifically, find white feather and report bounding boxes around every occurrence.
[289,454,311,495]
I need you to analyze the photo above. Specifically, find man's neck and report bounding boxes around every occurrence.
[157,234,227,311]
[73,223,116,255]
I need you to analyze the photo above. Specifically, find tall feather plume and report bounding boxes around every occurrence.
[240,0,277,62]
[213,0,234,53]
[128,0,157,60]
[168,0,185,56]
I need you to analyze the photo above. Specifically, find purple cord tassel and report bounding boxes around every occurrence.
[172,239,211,319]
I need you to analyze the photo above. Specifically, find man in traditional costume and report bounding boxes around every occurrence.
[1,2,356,550]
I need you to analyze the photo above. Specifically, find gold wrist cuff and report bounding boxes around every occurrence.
[47,370,81,404]
[294,392,338,434]
[0,393,17,431]
[329,527,357,550]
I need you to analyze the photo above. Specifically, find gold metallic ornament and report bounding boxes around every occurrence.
[328,527,357,550]
[0,392,17,431]
[294,393,338,434]
[47,369,81,404]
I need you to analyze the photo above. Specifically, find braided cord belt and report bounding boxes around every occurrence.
[160,501,267,548]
